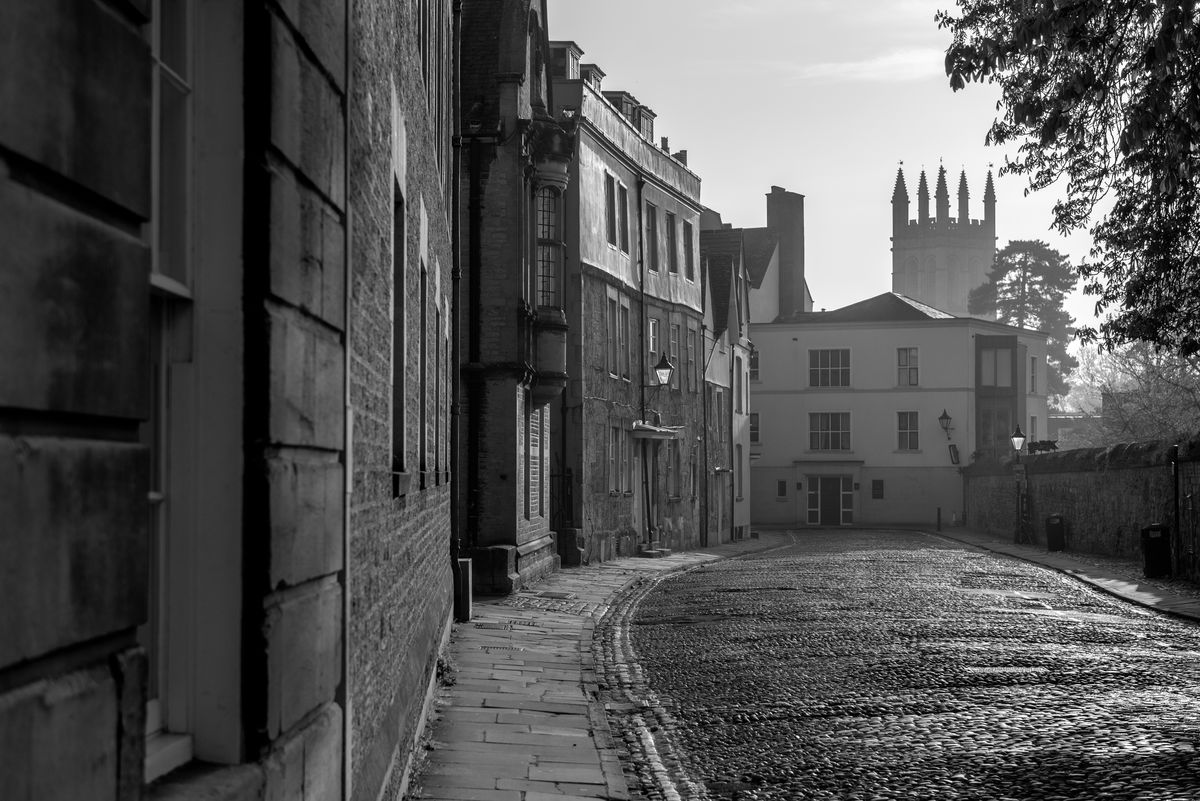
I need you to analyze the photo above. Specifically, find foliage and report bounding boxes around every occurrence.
[1058,341,1200,446]
[968,239,1080,396]
[939,0,1200,354]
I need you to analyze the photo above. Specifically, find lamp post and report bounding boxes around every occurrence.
[639,353,675,551]
[1011,424,1031,544]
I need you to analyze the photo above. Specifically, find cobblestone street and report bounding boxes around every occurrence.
[596,530,1200,800]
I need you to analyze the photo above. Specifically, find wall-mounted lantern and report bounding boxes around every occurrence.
[938,409,953,439]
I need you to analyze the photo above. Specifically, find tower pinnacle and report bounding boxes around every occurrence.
[917,170,930,223]
[957,169,969,223]
[934,164,950,222]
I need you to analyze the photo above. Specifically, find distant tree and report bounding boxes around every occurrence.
[968,239,1079,398]
[1059,342,1200,447]
[939,1,1200,355]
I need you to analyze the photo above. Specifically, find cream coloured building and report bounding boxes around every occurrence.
[750,293,1049,526]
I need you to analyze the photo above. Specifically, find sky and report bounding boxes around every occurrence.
[545,0,1099,329]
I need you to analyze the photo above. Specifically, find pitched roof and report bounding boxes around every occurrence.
[780,292,957,323]
[741,227,778,288]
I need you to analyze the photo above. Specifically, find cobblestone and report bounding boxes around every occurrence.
[596,529,1200,800]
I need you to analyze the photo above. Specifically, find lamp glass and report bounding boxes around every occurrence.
[938,409,951,433]
[1010,424,1026,452]
[653,353,674,387]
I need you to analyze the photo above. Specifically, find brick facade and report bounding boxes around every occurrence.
[346,0,455,797]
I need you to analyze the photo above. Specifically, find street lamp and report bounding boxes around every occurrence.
[648,352,674,388]
[1011,424,1030,544]
[1010,424,1026,457]
[938,409,953,439]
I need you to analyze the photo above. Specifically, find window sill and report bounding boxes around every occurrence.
[392,471,414,498]
[145,731,194,784]
[894,449,923,454]
[146,761,263,801]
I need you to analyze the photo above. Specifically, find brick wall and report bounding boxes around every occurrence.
[347,0,454,798]
[964,440,1181,562]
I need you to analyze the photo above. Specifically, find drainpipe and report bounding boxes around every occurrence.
[700,324,709,546]
[636,176,652,547]
[466,132,483,549]
[341,0,353,795]
[450,1,464,618]
[729,335,736,542]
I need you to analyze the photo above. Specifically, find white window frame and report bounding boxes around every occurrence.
[897,411,919,451]
[749,412,760,444]
[809,348,850,387]
[897,347,918,386]
[144,0,197,781]
[809,412,851,451]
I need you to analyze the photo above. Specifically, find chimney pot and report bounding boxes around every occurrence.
[660,136,669,150]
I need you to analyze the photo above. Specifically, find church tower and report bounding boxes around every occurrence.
[891,163,997,317]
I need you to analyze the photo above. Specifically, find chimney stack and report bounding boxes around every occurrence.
[766,186,807,318]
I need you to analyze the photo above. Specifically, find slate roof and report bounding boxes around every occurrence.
[780,292,957,324]
[741,227,778,288]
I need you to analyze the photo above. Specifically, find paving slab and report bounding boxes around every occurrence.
[406,533,795,799]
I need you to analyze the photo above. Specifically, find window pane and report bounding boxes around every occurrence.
[981,349,996,386]
[619,186,629,251]
[997,348,1012,387]
[157,72,190,284]
[605,175,616,245]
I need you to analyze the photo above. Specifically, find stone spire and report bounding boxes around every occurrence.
[934,164,950,222]
[892,167,909,235]
[983,168,996,233]
[917,169,930,223]
[957,169,970,223]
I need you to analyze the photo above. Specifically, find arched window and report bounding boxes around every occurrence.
[535,185,562,307]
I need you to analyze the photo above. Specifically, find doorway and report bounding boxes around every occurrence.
[807,475,853,525]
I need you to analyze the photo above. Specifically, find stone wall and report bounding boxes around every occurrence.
[0,1,151,797]
[964,440,1185,562]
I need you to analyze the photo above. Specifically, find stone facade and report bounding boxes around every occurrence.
[891,165,997,318]
[2,1,454,799]
[964,441,1182,567]
[549,42,708,562]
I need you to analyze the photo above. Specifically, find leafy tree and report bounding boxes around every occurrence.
[968,239,1079,397]
[1059,342,1200,446]
[938,0,1200,355]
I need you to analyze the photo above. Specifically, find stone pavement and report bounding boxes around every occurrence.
[930,526,1200,622]
[405,534,796,801]
[406,527,1200,800]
